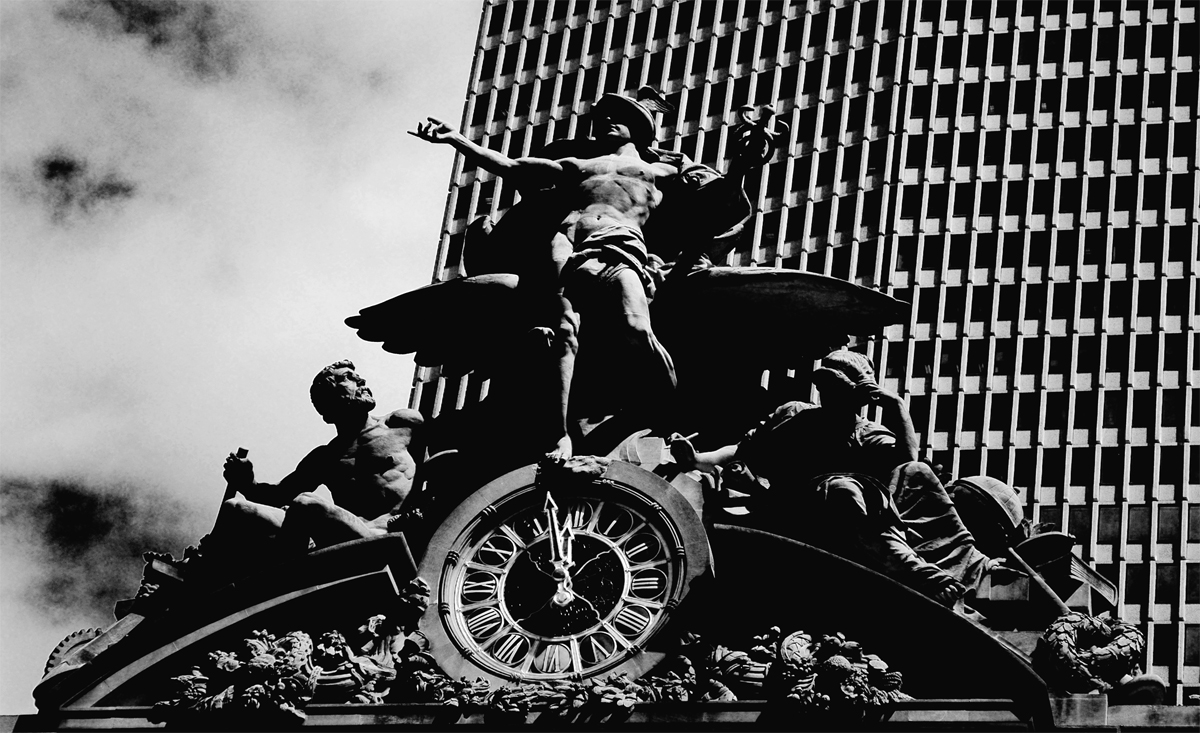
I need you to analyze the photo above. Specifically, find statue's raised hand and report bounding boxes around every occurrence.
[859,383,903,410]
[223,449,255,489]
[410,117,458,145]
[668,433,699,470]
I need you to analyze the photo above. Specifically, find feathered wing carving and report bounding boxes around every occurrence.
[345,266,908,382]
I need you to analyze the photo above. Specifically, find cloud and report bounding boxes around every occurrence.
[0,474,199,624]
[56,0,244,81]
[0,0,483,714]
[7,150,138,224]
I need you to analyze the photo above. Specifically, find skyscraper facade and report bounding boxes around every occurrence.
[413,0,1198,703]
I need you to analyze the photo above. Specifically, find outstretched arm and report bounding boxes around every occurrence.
[412,117,563,190]
[669,434,739,474]
[223,449,322,507]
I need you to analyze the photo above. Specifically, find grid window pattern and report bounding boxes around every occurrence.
[417,0,1200,702]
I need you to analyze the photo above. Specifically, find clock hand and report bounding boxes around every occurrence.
[543,492,577,606]
[551,571,575,607]
[544,493,573,569]
[544,493,558,548]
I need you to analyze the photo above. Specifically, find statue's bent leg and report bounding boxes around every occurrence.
[283,489,386,551]
[218,495,287,533]
[888,462,992,592]
[812,476,964,606]
[200,495,287,570]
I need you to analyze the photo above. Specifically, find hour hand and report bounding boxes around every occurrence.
[543,492,577,606]
[562,525,575,566]
[543,492,573,572]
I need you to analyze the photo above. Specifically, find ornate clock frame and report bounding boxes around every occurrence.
[417,461,711,685]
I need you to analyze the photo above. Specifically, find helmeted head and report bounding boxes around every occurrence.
[310,360,376,423]
[947,475,1030,556]
[811,350,878,410]
[590,93,657,148]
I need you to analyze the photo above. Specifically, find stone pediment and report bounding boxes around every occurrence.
[30,461,1074,730]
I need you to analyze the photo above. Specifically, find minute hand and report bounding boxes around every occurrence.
[544,492,567,567]
[544,492,576,606]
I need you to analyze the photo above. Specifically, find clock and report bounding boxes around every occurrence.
[417,461,711,684]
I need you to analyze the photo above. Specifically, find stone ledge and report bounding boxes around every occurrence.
[4,701,1196,731]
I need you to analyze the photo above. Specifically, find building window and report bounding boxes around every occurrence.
[1159,505,1182,544]
[1098,505,1122,544]
[1128,506,1152,544]
[1068,505,1092,542]
[1102,390,1126,428]
[1126,563,1150,604]
[1186,563,1200,603]
[1185,625,1200,667]
[1152,623,1178,666]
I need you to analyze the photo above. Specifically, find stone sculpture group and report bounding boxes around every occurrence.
[38,90,1154,724]
[204,90,1015,613]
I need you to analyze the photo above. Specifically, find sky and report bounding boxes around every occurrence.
[0,0,482,714]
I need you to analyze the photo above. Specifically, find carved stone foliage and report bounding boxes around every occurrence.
[694,627,912,726]
[151,594,911,727]
[150,629,316,725]
[1033,611,1146,694]
[150,578,433,725]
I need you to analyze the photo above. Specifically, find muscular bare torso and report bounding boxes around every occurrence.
[296,409,422,521]
[556,153,678,244]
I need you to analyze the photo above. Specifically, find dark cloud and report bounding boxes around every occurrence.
[0,474,200,624]
[22,151,137,224]
[56,0,241,81]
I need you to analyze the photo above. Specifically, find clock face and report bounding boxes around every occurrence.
[418,462,710,683]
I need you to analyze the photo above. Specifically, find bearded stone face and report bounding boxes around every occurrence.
[312,366,376,423]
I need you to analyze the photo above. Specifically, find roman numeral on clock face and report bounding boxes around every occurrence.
[596,505,635,538]
[613,605,652,636]
[562,501,592,529]
[581,633,617,665]
[623,533,661,563]
[476,535,516,567]
[464,607,503,639]
[629,567,668,599]
[534,643,572,673]
[491,633,530,665]
[461,572,498,602]
[630,575,659,592]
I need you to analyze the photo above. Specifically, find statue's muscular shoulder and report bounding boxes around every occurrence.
[561,154,677,182]
[360,410,422,456]
[382,408,424,430]
[316,412,421,472]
